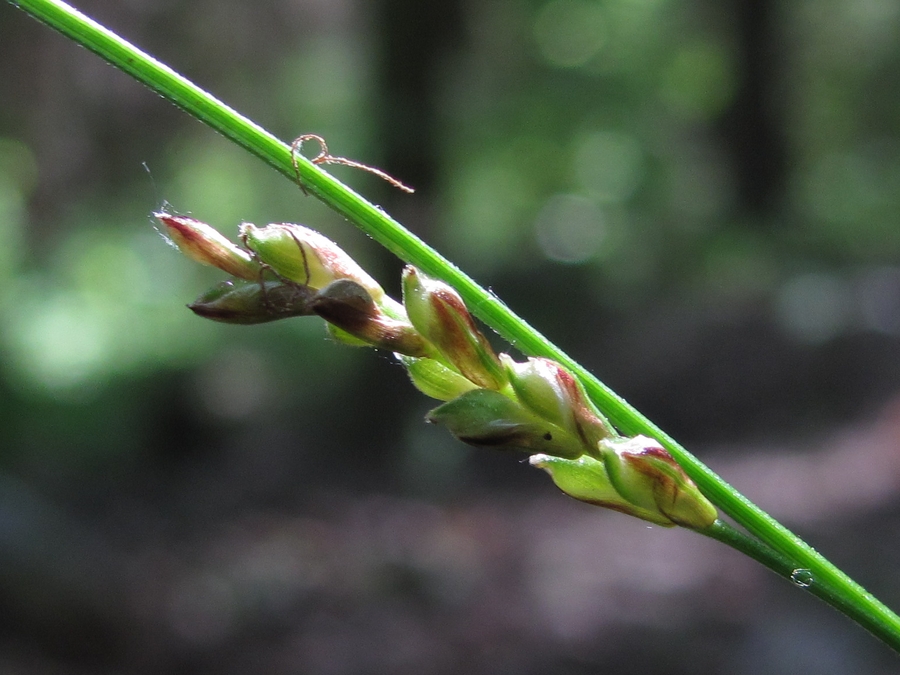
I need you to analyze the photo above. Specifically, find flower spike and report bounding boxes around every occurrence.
[164,215,717,531]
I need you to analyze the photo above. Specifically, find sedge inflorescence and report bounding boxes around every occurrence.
[157,213,717,530]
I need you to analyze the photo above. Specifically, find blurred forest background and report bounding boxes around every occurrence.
[3,0,900,672]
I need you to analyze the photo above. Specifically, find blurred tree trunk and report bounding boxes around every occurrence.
[338,1,466,481]
[374,0,465,200]
[720,0,787,219]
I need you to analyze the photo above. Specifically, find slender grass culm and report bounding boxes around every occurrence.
[9,0,900,660]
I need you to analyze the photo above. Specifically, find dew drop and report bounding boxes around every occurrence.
[790,568,814,588]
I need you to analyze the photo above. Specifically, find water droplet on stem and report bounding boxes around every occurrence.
[790,568,814,588]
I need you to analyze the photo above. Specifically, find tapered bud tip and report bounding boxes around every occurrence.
[155,212,260,280]
[530,454,675,526]
[188,279,314,324]
[402,265,422,285]
[402,266,469,319]
[240,223,384,299]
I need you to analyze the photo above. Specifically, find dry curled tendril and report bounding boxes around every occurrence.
[290,134,415,195]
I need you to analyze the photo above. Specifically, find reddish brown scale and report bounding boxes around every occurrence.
[161,214,199,237]
[428,290,503,389]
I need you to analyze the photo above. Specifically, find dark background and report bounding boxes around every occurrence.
[3,0,900,672]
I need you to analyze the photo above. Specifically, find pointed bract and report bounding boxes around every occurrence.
[402,267,506,390]
[427,388,585,458]
[156,213,261,280]
[399,355,480,401]
[530,453,675,526]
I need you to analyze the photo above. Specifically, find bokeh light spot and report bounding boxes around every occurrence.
[660,41,736,119]
[573,130,644,203]
[534,0,608,68]
[857,266,900,335]
[535,194,605,263]
[775,273,853,344]
[6,288,112,391]
[194,348,274,421]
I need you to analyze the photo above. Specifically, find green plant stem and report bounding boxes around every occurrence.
[10,0,900,652]
[701,520,900,649]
